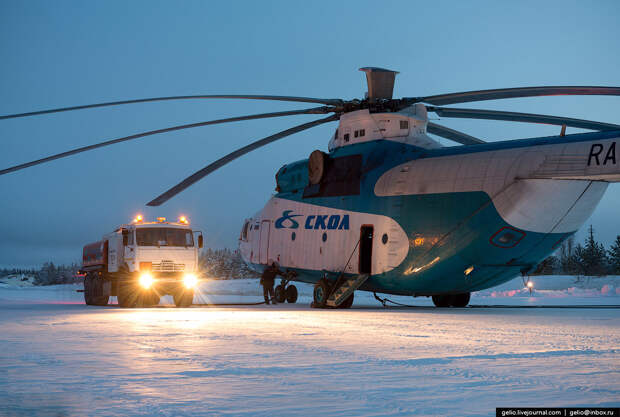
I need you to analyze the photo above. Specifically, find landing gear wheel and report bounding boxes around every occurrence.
[117,282,136,308]
[312,279,330,308]
[432,294,453,308]
[451,292,470,308]
[174,290,194,307]
[274,285,287,304]
[285,285,298,303]
[338,293,354,309]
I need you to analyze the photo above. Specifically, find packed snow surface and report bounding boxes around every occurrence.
[0,278,619,416]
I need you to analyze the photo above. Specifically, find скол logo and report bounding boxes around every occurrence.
[275,210,350,230]
[275,210,303,229]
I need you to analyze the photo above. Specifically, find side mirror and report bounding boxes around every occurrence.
[122,230,128,246]
[198,235,203,249]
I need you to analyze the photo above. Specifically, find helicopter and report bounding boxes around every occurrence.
[2,67,619,308]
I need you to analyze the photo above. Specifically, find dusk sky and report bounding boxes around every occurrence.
[1,1,619,268]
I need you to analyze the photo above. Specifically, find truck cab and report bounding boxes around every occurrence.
[81,215,203,307]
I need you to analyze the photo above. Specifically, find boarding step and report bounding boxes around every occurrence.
[326,273,369,307]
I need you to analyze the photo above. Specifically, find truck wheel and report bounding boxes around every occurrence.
[274,285,287,303]
[83,275,93,305]
[91,275,109,306]
[174,290,194,307]
[147,292,161,307]
[135,291,160,307]
[285,285,298,303]
[117,283,136,308]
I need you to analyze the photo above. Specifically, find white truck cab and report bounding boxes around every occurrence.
[81,215,203,308]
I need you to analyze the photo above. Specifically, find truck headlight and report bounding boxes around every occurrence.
[139,273,154,289]
[183,273,198,289]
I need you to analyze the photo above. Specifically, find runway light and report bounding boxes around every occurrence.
[464,266,474,276]
[139,273,154,289]
[183,273,198,289]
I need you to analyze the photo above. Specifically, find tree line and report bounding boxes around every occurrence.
[0,263,82,286]
[533,226,620,276]
[198,248,258,279]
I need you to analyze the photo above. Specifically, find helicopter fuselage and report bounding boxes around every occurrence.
[239,111,619,297]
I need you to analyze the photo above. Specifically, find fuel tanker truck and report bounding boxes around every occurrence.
[81,215,203,307]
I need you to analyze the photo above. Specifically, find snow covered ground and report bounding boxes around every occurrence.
[0,278,618,416]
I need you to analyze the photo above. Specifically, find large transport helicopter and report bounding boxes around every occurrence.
[2,68,620,308]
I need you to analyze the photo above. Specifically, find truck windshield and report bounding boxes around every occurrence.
[136,228,194,247]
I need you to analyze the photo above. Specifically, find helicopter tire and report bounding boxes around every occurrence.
[285,285,298,303]
[174,289,194,308]
[338,292,354,309]
[432,294,453,308]
[274,285,287,304]
[451,292,470,308]
[312,279,330,308]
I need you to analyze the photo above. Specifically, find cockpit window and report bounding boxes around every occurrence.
[136,228,194,247]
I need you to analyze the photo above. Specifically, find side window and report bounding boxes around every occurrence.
[400,120,409,129]
[359,129,365,137]
[343,127,351,143]
[128,230,135,245]
[354,130,359,138]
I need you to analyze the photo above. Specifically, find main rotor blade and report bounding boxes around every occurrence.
[0,107,333,176]
[0,95,343,120]
[147,114,339,206]
[428,106,620,131]
[416,86,620,106]
[427,122,485,145]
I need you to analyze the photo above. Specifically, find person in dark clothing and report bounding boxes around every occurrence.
[260,262,281,304]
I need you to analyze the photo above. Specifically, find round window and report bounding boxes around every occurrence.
[291,232,296,241]
[382,233,388,244]
[322,232,327,242]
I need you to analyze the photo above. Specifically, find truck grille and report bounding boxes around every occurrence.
[152,260,185,272]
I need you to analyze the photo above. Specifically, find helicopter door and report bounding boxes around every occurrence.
[359,225,373,274]
[259,220,271,264]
